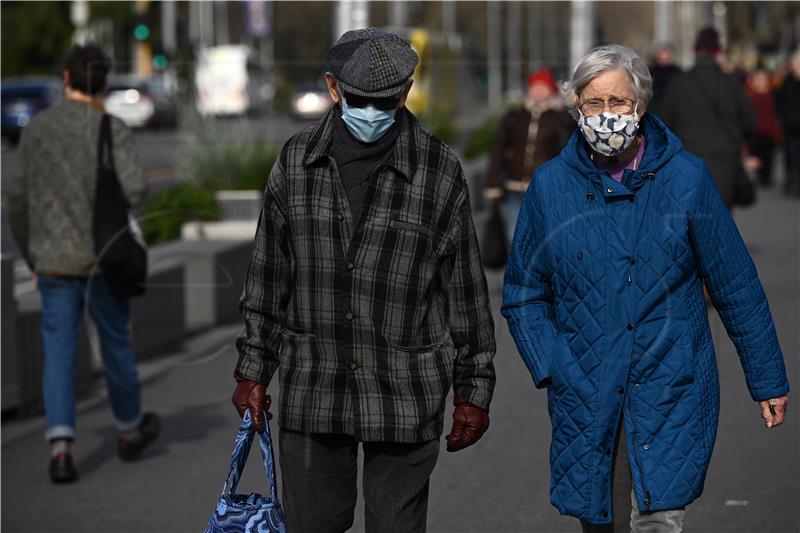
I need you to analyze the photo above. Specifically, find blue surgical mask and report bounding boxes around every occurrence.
[340,95,396,143]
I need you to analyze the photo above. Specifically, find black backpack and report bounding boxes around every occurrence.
[92,114,147,297]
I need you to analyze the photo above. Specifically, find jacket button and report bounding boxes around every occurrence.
[635,383,641,389]
[602,511,608,519]
[629,258,636,265]
[617,386,624,395]
[350,361,358,370]
[606,187,614,194]
[627,323,634,331]
[643,443,650,450]
[337,213,345,221]
[577,251,583,260]
[345,310,354,321]
[605,448,611,455]
[346,261,355,271]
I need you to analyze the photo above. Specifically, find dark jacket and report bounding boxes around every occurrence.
[776,73,800,137]
[648,63,682,113]
[657,56,756,207]
[487,105,569,188]
[235,107,496,443]
[503,113,788,524]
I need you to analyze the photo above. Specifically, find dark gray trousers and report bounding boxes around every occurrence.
[279,429,440,533]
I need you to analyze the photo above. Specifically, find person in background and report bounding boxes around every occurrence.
[647,41,681,114]
[485,67,569,242]
[776,48,800,198]
[747,66,781,187]
[503,43,790,533]
[231,28,496,533]
[6,43,159,484]
[658,26,757,209]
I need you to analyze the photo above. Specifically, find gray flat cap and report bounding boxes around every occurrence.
[327,27,418,98]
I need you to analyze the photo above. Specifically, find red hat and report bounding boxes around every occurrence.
[527,67,558,93]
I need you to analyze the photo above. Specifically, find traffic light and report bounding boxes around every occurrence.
[133,23,150,41]
[152,53,168,71]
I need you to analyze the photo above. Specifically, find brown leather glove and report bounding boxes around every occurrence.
[446,393,490,452]
[232,375,271,432]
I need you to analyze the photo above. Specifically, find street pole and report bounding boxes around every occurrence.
[161,1,177,54]
[654,0,674,48]
[70,0,89,44]
[442,1,456,35]
[506,0,522,96]
[487,1,502,109]
[569,0,595,73]
[680,1,695,68]
[335,0,369,41]
[215,1,230,45]
[389,1,407,29]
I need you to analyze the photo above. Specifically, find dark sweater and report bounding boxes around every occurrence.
[330,105,400,221]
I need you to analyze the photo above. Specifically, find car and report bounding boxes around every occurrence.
[105,75,179,129]
[1,77,62,143]
[290,84,332,119]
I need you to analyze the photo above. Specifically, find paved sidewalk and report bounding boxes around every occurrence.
[2,189,798,533]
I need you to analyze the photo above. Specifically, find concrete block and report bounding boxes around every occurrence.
[148,240,251,331]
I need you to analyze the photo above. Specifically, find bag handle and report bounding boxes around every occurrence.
[97,114,116,171]
[220,411,280,505]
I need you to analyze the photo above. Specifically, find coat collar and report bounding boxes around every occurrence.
[303,106,419,183]
[562,112,683,190]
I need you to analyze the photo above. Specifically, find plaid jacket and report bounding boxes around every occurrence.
[235,107,496,443]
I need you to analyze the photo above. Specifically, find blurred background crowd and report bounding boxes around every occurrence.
[3,1,800,254]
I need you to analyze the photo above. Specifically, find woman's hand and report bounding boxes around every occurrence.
[759,395,789,428]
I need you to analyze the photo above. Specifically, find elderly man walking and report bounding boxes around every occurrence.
[231,28,496,533]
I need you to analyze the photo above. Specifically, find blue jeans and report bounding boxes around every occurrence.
[38,275,142,441]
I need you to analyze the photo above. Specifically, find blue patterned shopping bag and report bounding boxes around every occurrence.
[205,411,286,533]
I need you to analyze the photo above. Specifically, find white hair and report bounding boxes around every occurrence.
[562,44,653,121]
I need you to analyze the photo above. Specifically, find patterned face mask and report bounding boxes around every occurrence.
[579,107,640,157]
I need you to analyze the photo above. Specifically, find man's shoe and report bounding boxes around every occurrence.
[49,453,78,483]
[118,412,160,462]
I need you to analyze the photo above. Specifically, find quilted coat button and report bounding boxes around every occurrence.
[602,511,609,519]
[607,187,614,194]
[617,387,624,395]
[629,258,636,265]
[577,251,583,260]
[627,323,634,331]
[643,443,650,450]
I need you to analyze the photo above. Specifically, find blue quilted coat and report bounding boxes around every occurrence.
[502,113,789,524]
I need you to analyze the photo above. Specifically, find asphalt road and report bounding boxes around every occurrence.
[1,186,797,532]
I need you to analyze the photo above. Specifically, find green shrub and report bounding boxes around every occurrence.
[139,184,221,246]
[420,111,456,145]
[185,142,279,191]
[463,116,500,161]
[181,117,280,191]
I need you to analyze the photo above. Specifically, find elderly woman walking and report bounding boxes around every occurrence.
[502,45,790,532]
